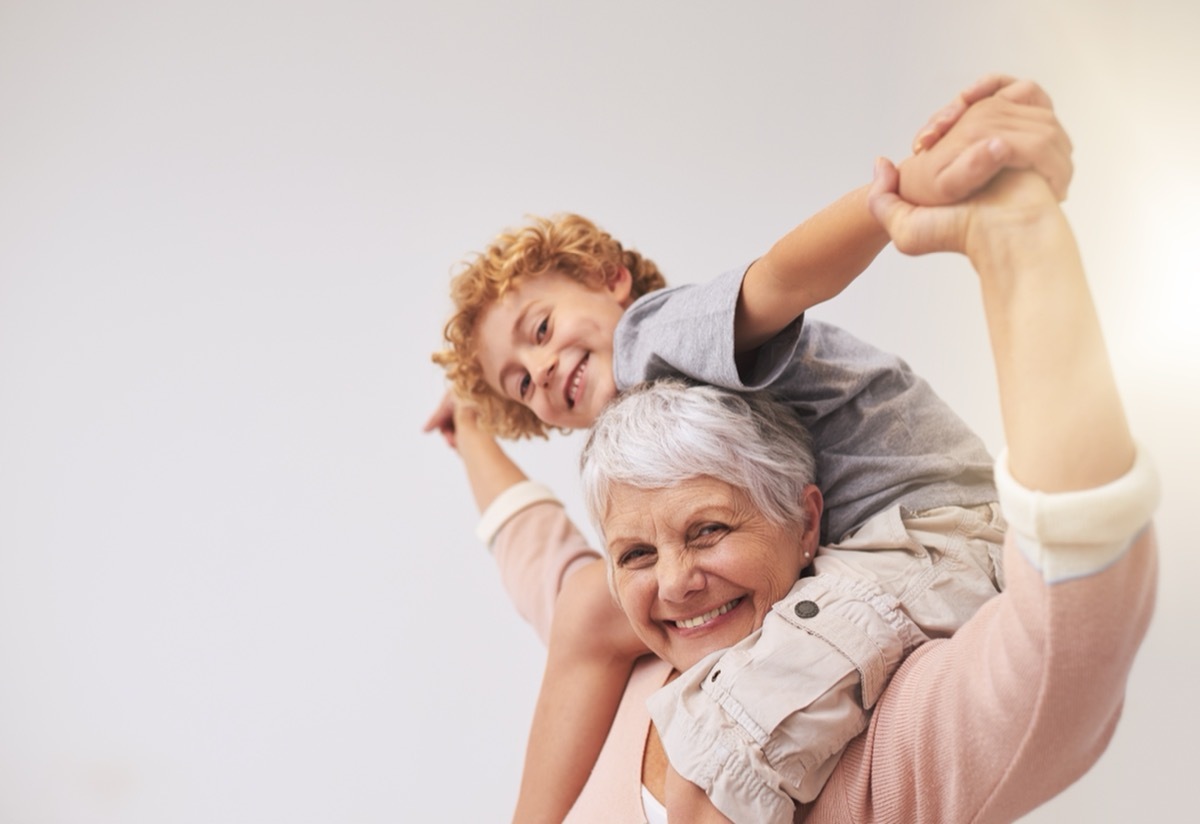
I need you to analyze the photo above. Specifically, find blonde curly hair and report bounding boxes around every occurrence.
[433,214,667,439]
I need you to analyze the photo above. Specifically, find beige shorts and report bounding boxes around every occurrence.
[647,503,1006,824]
[820,501,1006,636]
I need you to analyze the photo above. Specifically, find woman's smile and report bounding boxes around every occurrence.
[668,596,745,632]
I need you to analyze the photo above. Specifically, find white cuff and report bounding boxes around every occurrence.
[994,443,1160,583]
[475,480,561,546]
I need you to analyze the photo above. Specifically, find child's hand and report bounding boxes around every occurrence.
[425,390,492,453]
[899,77,1072,206]
[422,390,460,448]
[869,157,974,257]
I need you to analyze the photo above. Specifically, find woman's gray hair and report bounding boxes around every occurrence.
[579,379,817,540]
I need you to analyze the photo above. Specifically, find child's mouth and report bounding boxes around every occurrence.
[566,355,588,408]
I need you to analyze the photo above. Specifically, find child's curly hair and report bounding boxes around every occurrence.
[433,214,667,439]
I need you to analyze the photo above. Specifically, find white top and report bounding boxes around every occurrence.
[642,785,668,824]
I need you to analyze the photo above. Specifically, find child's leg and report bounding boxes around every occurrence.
[665,761,733,824]
[512,559,648,823]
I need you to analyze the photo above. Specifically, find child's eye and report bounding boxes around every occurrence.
[518,373,532,399]
[535,318,548,343]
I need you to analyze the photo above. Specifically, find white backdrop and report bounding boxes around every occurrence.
[1,1,1197,821]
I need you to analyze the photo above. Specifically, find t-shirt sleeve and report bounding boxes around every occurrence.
[614,266,806,392]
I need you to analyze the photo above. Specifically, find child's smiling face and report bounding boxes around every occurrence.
[475,267,633,431]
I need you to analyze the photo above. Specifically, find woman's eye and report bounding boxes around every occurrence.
[618,546,654,567]
[519,373,531,398]
[693,523,729,542]
[535,318,548,343]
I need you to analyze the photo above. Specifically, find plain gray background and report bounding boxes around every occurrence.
[1,1,1196,821]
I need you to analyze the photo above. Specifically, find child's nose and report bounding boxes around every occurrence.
[536,356,557,387]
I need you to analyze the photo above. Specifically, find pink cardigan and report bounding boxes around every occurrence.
[486,454,1158,823]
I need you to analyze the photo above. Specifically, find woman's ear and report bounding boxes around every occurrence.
[799,483,824,560]
[607,265,634,306]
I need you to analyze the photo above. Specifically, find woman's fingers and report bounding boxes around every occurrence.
[911,73,1039,154]
[943,127,1071,203]
[906,95,1073,204]
[959,73,1021,105]
[964,101,1071,199]
[993,77,1057,113]
[997,127,1073,201]
[925,137,1013,204]
[900,102,1001,204]
[912,106,963,155]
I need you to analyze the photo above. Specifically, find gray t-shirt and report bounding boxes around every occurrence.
[613,268,997,543]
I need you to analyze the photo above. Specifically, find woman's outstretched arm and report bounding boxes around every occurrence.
[811,156,1158,824]
[870,163,1133,489]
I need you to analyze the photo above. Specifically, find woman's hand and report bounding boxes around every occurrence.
[870,157,1059,264]
[900,75,1072,205]
[911,75,1062,156]
[872,149,1134,492]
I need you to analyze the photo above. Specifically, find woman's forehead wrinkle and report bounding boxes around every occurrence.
[603,511,650,545]
[602,492,655,542]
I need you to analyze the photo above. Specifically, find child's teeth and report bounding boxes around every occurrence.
[569,360,585,403]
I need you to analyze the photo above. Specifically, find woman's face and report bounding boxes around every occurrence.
[604,476,822,671]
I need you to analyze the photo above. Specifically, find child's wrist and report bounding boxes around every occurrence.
[454,422,500,454]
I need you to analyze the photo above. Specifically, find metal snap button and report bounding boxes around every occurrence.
[793,600,819,619]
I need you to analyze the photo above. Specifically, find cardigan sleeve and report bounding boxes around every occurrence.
[807,446,1160,824]
[480,480,602,646]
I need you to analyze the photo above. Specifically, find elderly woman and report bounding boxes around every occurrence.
[447,158,1158,822]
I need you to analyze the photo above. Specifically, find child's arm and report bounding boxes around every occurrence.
[666,762,735,824]
[734,76,1071,356]
[513,559,650,823]
[734,183,888,354]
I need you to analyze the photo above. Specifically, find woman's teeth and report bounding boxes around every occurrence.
[675,598,741,629]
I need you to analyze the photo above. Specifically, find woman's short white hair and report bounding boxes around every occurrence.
[580,379,817,541]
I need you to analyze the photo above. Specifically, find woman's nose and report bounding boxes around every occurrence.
[657,554,703,602]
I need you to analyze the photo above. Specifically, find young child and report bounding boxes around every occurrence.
[427,76,1073,822]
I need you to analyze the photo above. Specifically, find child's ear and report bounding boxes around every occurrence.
[606,265,634,306]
